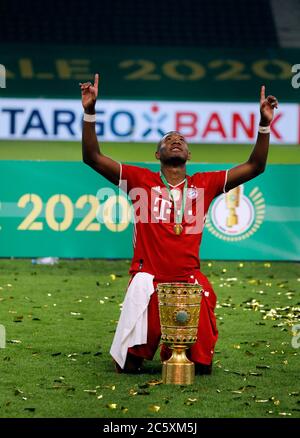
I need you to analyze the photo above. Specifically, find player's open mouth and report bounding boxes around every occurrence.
[171,144,183,151]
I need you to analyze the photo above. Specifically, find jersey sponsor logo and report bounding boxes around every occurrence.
[206,185,265,241]
[153,196,172,221]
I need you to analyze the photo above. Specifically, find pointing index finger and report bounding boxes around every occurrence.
[94,73,99,89]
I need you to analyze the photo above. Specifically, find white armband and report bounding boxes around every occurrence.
[258,125,270,134]
[83,113,96,123]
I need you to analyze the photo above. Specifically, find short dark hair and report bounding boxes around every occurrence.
[156,131,181,151]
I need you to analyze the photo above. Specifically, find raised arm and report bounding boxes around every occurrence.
[80,74,120,185]
[225,86,278,191]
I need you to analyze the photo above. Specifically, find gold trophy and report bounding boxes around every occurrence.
[225,186,240,227]
[157,283,202,385]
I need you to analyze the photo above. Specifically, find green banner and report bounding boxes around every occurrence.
[0,44,299,102]
[0,161,299,260]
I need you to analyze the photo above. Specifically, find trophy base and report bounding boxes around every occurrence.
[162,346,195,385]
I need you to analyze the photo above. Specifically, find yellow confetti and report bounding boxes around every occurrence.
[185,397,198,405]
[83,390,96,394]
[110,274,116,281]
[274,400,280,406]
[264,263,271,268]
[121,407,129,413]
[239,263,244,268]
[207,263,212,267]
[147,380,163,386]
[149,405,160,413]
[97,395,103,399]
[233,344,241,350]
[103,385,116,391]
[248,279,257,284]
[264,309,277,319]
[14,388,24,396]
[107,403,117,409]
[279,412,291,416]
[222,268,227,273]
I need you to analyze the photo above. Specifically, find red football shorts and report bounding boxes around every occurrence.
[128,270,218,365]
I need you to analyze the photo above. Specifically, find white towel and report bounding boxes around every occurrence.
[110,272,155,369]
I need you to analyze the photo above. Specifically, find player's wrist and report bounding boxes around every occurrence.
[84,106,96,115]
[83,101,96,114]
[259,118,271,127]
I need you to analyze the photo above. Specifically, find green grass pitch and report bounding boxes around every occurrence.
[0,259,299,418]
[0,140,300,163]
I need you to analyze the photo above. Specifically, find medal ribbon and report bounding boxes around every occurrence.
[160,172,187,225]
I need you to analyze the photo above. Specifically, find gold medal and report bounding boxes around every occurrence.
[174,224,183,235]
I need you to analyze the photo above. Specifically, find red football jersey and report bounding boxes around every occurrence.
[120,164,227,282]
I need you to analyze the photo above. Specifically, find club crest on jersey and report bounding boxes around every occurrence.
[187,188,198,199]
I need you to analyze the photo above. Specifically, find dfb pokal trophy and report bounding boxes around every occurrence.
[157,283,202,385]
